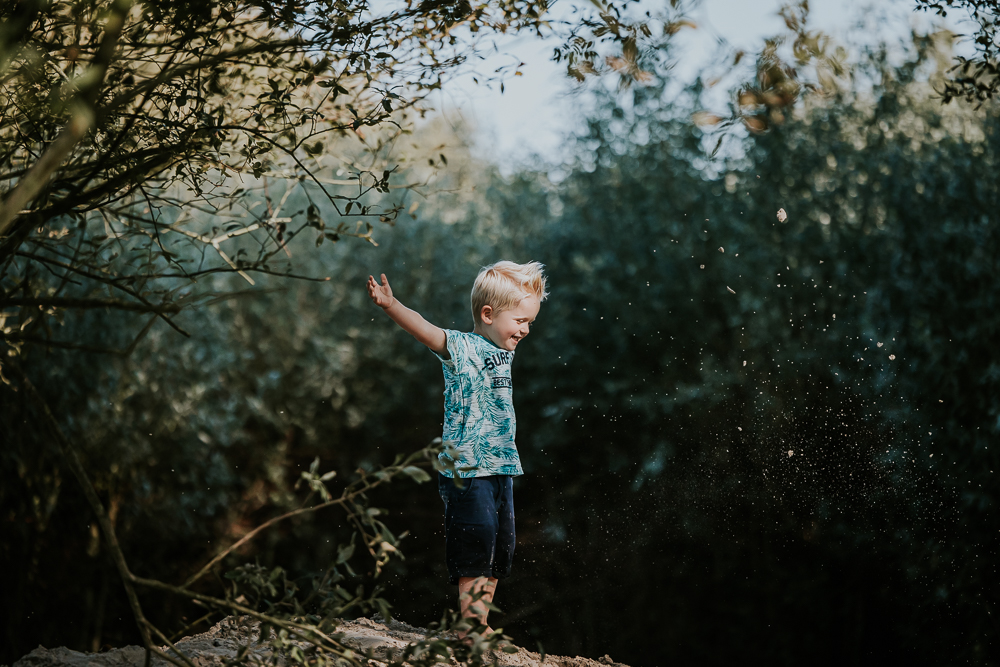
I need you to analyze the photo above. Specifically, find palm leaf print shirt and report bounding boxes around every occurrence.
[434,330,523,478]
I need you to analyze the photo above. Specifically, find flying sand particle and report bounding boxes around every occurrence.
[776,208,788,223]
[889,354,896,360]
[719,247,724,252]
[787,450,794,457]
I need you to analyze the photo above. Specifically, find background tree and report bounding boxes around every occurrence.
[917,0,1000,103]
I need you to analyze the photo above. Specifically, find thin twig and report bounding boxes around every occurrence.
[131,576,348,652]
[1,297,181,313]
[1,334,128,355]
[183,483,371,588]
[168,610,218,643]
[13,251,190,336]
[143,620,198,667]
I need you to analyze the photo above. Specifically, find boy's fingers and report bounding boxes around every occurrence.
[380,273,388,286]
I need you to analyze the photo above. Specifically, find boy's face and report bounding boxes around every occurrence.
[479,293,540,351]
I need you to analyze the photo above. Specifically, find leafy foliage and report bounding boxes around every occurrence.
[2,15,999,667]
[502,37,998,666]
[917,0,1000,103]
[0,0,648,357]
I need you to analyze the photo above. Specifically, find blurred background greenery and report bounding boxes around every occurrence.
[3,30,998,667]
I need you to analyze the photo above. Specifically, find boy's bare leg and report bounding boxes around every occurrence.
[458,576,498,636]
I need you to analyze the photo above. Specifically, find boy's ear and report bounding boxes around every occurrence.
[480,305,494,325]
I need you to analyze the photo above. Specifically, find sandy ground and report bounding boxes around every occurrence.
[10,616,628,667]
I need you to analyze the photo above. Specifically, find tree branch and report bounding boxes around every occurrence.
[0,0,133,238]
[130,576,350,654]
[1,334,128,355]
[14,251,190,336]
[1,296,181,313]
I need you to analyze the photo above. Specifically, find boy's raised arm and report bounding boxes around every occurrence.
[367,273,448,357]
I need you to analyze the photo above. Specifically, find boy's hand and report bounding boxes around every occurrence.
[367,272,447,356]
[367,273,395,309]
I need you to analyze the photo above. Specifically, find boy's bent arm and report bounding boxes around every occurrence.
[368,273,448,357]
[384,299,448,356]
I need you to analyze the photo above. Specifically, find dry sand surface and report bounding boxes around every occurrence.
[10,616,629,667]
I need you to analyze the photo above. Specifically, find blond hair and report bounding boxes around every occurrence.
[471,260,549,323]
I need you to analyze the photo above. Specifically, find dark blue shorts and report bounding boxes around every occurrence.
[438,473,516,585]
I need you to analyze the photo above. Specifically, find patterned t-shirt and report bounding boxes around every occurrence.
[434,330,523,478]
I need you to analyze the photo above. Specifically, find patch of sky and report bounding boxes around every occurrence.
[428,0,973,172]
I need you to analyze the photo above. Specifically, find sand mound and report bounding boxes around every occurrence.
[12,616,628,667]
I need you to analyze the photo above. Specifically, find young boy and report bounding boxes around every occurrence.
[367,260,548,636]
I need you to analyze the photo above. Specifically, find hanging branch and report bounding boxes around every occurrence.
[0,0,134,237]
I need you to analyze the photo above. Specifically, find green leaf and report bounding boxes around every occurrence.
[402,466,431,483]
[336,542,355,564]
